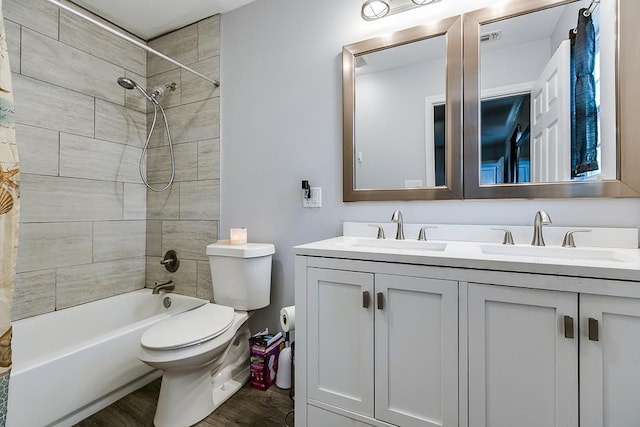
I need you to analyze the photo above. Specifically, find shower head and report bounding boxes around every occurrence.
[117,77,137,90]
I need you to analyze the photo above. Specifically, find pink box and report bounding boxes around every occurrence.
[249,338,284,391]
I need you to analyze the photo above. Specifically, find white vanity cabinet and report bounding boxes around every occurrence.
[295,233,640,427]
[302,261,459,427]
[467,283,640,427]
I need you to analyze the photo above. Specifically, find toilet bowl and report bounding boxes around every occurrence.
[139,242,275,427]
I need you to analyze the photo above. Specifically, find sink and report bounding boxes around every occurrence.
[480,244,628,263]
[349,238,447,252]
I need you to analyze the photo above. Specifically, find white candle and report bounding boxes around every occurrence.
[230,227,247,244]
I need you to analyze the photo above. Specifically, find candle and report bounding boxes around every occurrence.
[230,227,247,244]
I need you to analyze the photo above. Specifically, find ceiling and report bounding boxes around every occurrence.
[71,0,256,40]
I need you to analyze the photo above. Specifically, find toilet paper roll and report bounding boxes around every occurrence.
[280,306,295,332]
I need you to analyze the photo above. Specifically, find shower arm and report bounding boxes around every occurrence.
[45,0,220,87]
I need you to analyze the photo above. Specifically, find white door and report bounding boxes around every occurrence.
[307,268,375,417]
[468,284,578,427]
[530,39,571,182]
[580,294,640,427]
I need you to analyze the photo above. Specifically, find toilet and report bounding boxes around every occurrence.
[139,241,275,427]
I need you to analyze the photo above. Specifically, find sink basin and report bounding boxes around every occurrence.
[349,239,447,252]
[480,244,627,262]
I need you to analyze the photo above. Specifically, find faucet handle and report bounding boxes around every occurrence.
[417,226,437,241]
[368,224,386,239]
[562,229,592,248]
[160,250,180,272]
[491,228,515,245]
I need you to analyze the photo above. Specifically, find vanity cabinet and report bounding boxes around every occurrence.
[305,265,458,427]
[295,246,640,427]
[467,283,640,427]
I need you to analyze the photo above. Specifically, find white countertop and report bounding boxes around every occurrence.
[295,235,640,282]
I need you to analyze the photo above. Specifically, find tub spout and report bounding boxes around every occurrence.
[152,280,175,295]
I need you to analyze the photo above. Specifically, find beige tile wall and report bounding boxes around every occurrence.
[6,0,148,320]
[6,0,221,319]
[145,15,221,300]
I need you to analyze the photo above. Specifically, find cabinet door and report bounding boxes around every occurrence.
[468,284,578,427]
[307,268,374,416]
[375,274,458,427]
[580,294,640,427]
[308,405,376,427]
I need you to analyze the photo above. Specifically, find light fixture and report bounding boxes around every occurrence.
[361,0,442,21]
[361,0,390,21]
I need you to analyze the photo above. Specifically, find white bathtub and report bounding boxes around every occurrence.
[6,289,207,427]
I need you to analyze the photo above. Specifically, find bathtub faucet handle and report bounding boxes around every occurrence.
[152,280,175,295]
[160,250,180,272]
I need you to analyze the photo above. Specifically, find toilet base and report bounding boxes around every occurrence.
[212,347,251,409]
[152,323,252,427]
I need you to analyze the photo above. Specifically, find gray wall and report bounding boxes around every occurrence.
[145,16,221,301]
[7,0,148,320]
[220,0,640,334]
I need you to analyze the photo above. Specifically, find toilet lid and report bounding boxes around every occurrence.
[141,304,235,350]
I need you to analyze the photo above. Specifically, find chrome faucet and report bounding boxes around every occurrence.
[152,280,175,295]
[531,210,552,246]
[391,210,404,240]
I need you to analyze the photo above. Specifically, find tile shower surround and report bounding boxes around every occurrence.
[145,15,221,303]
[5,0,221,320]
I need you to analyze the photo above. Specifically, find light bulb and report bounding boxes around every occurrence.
[361,0,390,20]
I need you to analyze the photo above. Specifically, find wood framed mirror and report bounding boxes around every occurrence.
[343,16,463,201]
[463,0,640,199]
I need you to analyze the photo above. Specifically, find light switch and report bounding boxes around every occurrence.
[303,187,322,208]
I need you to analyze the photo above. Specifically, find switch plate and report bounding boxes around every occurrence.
[303,187,322,208]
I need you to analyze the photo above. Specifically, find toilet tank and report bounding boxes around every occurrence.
[205,242,275,310]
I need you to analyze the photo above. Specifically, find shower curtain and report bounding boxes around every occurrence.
[0,0,19,425]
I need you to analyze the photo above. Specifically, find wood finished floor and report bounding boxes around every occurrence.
[75,379,294,427]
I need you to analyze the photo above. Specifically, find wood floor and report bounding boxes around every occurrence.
[75,379,294,427]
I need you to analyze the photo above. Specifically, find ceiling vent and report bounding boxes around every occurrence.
[480,30,502,43]
[355,56,368,68]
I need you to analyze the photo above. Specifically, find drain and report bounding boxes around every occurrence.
[163,296,172,309]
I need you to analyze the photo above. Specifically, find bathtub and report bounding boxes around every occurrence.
[6,289,207,427]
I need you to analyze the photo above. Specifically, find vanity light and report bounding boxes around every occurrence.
[362,0,441,21]
[361,0,390,21]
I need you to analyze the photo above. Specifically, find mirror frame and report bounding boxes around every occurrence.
[343,16,463,201]
[463,0,640,199]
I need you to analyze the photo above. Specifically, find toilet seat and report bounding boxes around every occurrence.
[141,304,235,350]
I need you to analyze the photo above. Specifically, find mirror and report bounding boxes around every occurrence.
[343,16,462,201]
[354,36,446,190]
[463,0,640,198]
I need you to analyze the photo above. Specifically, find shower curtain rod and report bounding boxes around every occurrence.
[45,0,220,87]
[584,0,600,16]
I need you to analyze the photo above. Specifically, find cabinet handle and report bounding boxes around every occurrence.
[362,291,370,309]
[563,315,575,339]
[588,317,599,341]
[377,292,384,310]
